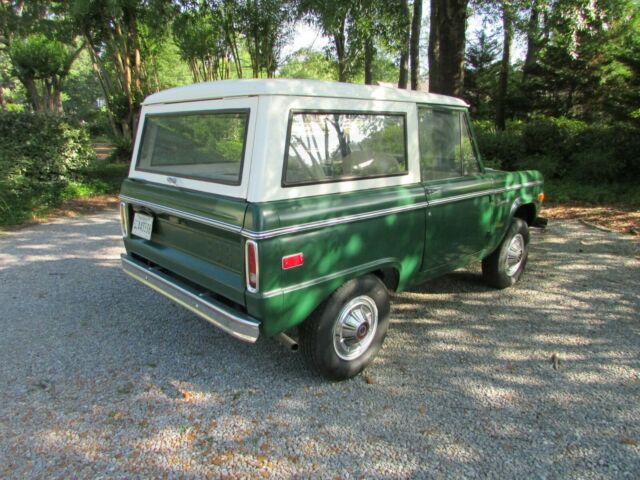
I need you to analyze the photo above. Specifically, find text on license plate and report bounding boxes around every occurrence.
[131,213,154,240]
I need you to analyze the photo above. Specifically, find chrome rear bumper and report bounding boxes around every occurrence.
[121,254,260,343]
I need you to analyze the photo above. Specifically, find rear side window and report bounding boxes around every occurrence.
[283,111,407,186]
[136,110,249,185]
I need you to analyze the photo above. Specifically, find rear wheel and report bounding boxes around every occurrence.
[482,218,530,289]
[300,275,390,381]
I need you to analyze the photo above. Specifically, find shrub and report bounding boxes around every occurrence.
[76,161,130,193]
[107,135,134,163]
[473,121,524,170]
[513,153,565,179]
[0,111,95,224]
[521,117,586,159]
[474,116,640,196]
[545,180,640,205]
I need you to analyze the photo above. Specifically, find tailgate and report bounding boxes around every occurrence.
[120,178,248,306]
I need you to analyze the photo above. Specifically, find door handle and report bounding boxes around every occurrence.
[425,187,441,195]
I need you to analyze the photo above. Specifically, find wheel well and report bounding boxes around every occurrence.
[373,267,400,292]
[514,203,536,226]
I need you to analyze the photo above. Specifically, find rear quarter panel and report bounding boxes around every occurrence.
[245,185,426,336]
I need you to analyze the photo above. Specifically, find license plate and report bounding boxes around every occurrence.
[131,213,154,240]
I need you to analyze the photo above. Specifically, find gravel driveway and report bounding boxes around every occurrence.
[0,210,638,479]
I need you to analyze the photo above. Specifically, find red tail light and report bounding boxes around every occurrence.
[245,240,259,292]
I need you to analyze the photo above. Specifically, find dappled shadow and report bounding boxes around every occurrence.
[0,214,639,478]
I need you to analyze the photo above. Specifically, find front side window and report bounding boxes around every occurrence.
[462,118,481,176]
[418,108,462,180]
[136,110,249,185]
[418,108,481,180]
[283,111,407,185]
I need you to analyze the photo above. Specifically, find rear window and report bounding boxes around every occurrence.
[136,109,249,185]
[283,111,407,186]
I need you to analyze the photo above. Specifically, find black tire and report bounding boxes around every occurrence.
[300,275,390,381]
[482,218,530,289]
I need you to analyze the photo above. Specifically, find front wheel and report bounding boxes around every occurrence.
[482,218,530,289]
[300,275,390,381]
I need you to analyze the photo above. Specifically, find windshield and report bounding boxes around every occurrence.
[135,109,249,185]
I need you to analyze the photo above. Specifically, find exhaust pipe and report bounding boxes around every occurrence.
[275,332,299,351]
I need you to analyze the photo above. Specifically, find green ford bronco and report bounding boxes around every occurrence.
[120,79,544,380]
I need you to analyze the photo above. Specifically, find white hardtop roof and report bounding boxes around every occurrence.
[143,79,468,107]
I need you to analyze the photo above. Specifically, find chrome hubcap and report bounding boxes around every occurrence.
[332,295,378,361]
[505,233,525,276]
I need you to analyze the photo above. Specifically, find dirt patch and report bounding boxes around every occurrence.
[53,195,120,215]
[0,195,119,233]
[543,202,640,237]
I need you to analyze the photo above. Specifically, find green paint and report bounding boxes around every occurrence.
[121,139,543,340]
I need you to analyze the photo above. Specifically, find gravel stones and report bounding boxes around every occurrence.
[0,212,638,478]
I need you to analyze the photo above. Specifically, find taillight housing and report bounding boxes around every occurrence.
[245,240,259,292]
[119,202,129,237]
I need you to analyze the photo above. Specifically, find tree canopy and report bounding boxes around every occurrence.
[0,0,638,143]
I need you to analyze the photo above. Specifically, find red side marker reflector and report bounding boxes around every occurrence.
[282,253,304,270]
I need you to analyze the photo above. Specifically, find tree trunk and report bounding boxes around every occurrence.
[428,0,468,97]
[229,34,243,78]
[364,36,374,85]
[523,1,540,76]
[133,41,141,93]
[410,0,422,90]
[113,24,131,98]
[428,0,440,92]
[496,0,511,131]
[398,50,409,89]
[43,79,53,111]
[398,0,410,89]
[222,4,243,79]
[251,30,260,77]
[85,36,115,94]
[334,27,348,82]
[85,37,120,137]
[53,77,64,114]
[23,77,42,112]
[125,5,141,93]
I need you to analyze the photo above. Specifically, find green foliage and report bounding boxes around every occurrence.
[299,0,400,82]
[475,115,640,203]
[0,111,95,224]
[10,34,70,78]
[63,50,104,119]
[172,5,228,82]
[151,39,192,89]
[544,180,640,206]
[2,1,83,113]
[473,120,524,169]
[464,24,500,118]
[279,48,337,80]
[238,0,294,77]
[75,161,130,193]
